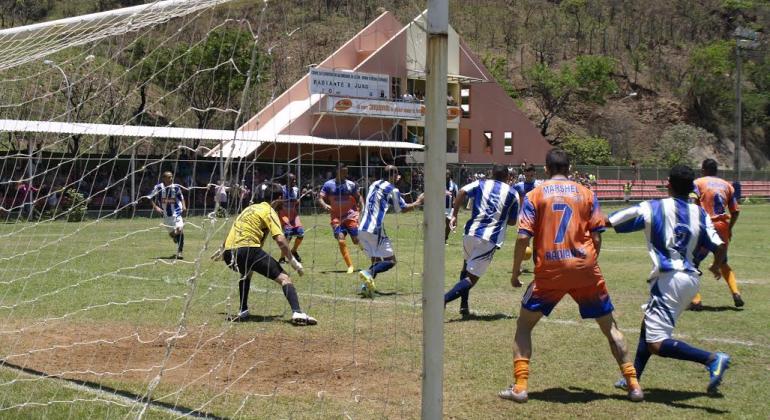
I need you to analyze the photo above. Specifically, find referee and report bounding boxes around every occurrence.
[216,182,316,325]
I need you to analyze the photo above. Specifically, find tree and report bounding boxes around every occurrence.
[524,55,617,138]
[483,54,517,99]
[561,134,614,165]
[151,28,269,133]
[650,124,717,168]
[686,40,734,126]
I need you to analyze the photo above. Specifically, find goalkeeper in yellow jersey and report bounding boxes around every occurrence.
[215,182,316,325]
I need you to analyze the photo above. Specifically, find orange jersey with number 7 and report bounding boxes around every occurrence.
[518,179,606,289]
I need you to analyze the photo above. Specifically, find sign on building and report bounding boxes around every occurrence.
[323,96,422,119]
[309,68,390,99]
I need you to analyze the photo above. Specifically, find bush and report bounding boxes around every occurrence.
[65,189,88,222]
[561,134,614,165]
[651,124,717,168]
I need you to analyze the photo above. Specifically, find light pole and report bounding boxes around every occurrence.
[733,27,759,182]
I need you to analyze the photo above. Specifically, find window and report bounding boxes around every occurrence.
[483,131,493,155]
[460,86,470,118]
[391,77,402,99]
[504,131,513,155]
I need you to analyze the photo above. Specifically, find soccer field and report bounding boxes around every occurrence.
[0,204,768,419]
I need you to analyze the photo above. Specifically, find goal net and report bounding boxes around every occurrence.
[0,1,429,418]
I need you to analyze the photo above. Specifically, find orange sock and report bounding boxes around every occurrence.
[621,362,640,389]
[721,264,739,295]
[513,358,529,392]
[691,293,702,305]
[292,236,303,252]
[338,240,352,267]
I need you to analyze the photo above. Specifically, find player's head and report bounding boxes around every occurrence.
[667,165,696,198]
[701,158,718,176]
[524,164,536,182]
[491,164,508,182]
[336,163,348,180]
[446,169,452,182]
[384,165,400,183]
[254,182,285,210]
[162,171,173,185]
[545,148,570,177]
[286,173,297,186]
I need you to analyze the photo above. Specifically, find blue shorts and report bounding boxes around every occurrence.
[284,226,305,238]
[521,280,614,319]
[331,219,359,238]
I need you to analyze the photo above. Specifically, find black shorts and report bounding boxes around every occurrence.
[222,247,285,280]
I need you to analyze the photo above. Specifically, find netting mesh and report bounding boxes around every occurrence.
[0,1,427,418]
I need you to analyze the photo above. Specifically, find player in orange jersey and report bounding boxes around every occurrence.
[689,159,744,310]
[318,163,362,274]
[498,149,643,403]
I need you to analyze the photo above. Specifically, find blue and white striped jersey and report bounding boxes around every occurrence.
[360,180,407,234]
[461,179,520,246]
[608,197,723,278]
[150,183,184,217]
[446,180,459,212]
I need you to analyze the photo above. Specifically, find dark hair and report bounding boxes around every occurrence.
[524,164,536,172]
[253,182,284,203]
[701,159,718,176]
[336,162,348,173]
[491,164,508,181]
[669,165,695,197]
[545,149,570,175]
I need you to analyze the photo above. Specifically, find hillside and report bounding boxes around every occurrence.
[1,0,768,169]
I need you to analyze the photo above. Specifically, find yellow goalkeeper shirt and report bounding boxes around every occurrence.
[224,202,284,250]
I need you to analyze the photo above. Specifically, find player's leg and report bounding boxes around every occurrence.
[444,262,477,317]
[291,222,304,262]
[715,222,743,306]
[256,251,317,326]
[444,217,451,243]
[499,307,543,403]
[644,272,730,392]
[333,219,354,271]
[444,236,493,315]
[175,217,184,258]
[358,231,396,297]
[228,248,252,321]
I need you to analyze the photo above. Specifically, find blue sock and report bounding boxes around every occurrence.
[370,260,395,278]
[658,338,712,365]
[634,326,652,380]
[444,277,473,304]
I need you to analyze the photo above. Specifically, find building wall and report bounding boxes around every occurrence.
[457,40,551,164]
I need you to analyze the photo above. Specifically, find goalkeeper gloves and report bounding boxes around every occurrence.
[289,257,304,276]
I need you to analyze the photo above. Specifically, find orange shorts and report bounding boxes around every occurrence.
[521,278,614,319]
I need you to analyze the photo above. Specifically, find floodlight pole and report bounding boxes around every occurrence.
[734,43,742,180]
[423,1,448,419]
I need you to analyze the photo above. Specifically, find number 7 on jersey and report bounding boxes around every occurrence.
[552,203,573,244]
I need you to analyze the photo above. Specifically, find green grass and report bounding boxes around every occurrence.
[0,204,769,419]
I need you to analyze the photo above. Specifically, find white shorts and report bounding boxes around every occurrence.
[463,235,498,278]
[643,271,700,343]
[163,215,184,233]
[358,230,394,259]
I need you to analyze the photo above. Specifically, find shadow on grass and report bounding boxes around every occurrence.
[527,386,728,414]
[154,255,181,260]
[691,305,742,312]
[318,269,352,274]
[0,360,225,419]
[218,312,283,323]
[446,312,513,323]
[643,387,729,414]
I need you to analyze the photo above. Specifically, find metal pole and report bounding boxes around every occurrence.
[297,144,302,188]
[734,46,742,181]
[130,145,136,201]
[423,1,448,419]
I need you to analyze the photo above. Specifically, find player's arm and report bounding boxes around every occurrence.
[592,231,602,257]
[268,210,303,275]
[728,189,740,234]
[511,234,530,288]
[147,187,163,215]
[178,190,186,214]
[317,187,332,212]
[449,189,467,230]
